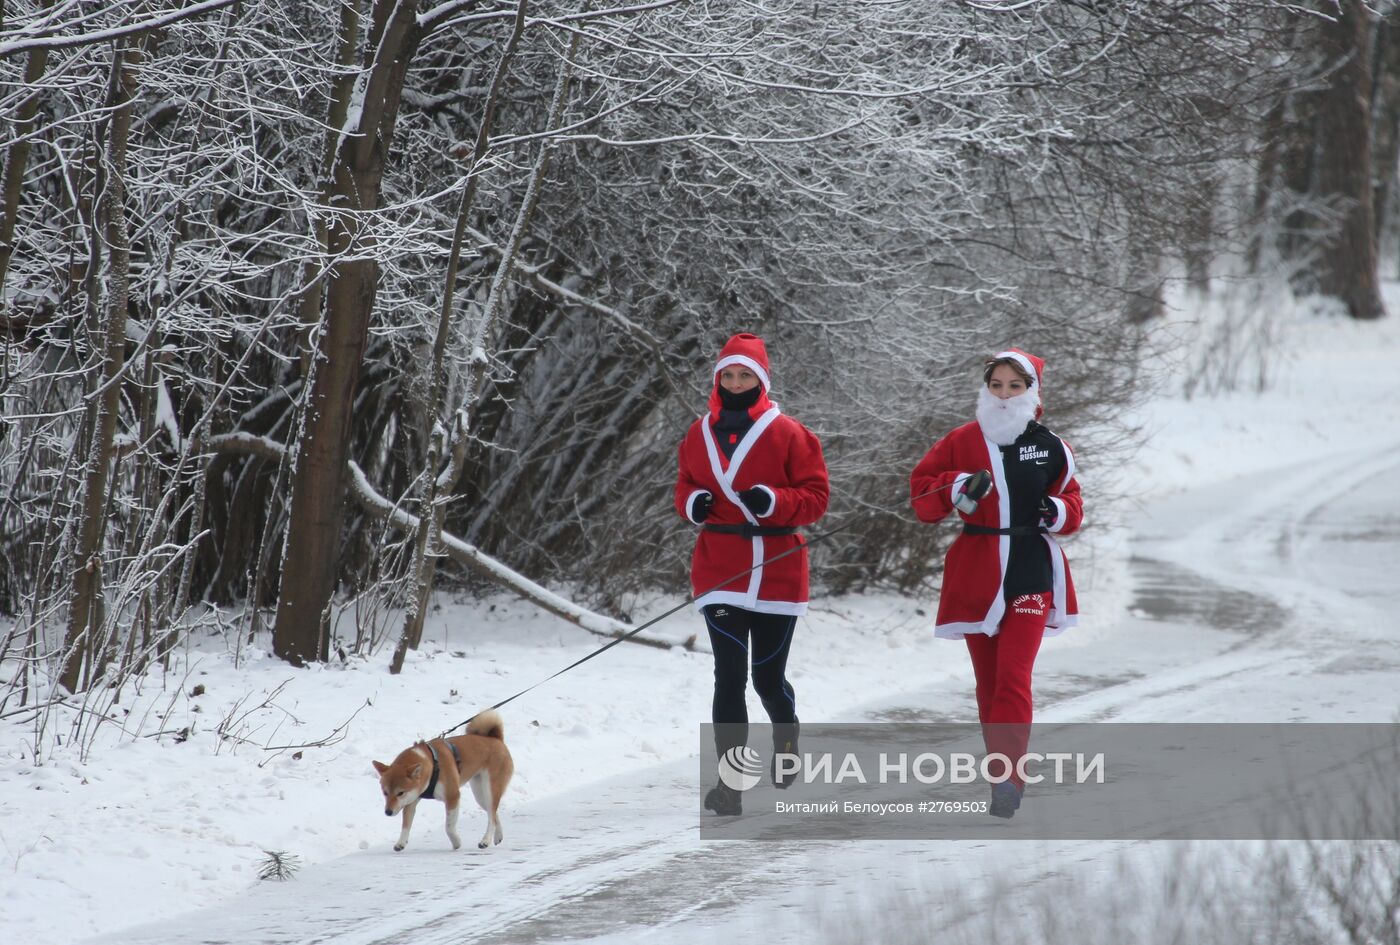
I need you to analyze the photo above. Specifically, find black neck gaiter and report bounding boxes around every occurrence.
[717,384,762,412]
[713,385,761,458]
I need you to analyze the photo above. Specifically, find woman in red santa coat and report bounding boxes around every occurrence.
[909,348,1083,818]
[675,333,830,816]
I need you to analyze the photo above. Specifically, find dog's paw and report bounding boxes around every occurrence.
[477,840,489,849]
[393,843,405,852]
[450,838,461,851]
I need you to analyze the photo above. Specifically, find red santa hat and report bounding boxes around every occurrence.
[714,332,771,391]
[707,332,774,420]
[992,347,1043,390]
[990,347,1045,418]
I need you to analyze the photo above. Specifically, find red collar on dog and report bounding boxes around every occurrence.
[420,741,462,801]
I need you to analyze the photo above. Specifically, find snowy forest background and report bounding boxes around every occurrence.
[1,1,1394,718]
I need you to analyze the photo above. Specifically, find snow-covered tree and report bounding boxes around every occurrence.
[0,0,1327,702]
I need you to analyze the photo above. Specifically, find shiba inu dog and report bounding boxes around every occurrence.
[371,710,513,852]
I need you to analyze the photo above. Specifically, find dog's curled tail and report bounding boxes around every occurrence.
[466,709,505,741]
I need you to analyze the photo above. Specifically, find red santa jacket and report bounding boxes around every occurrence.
[909,420,1082,637]
[674,402,829,616]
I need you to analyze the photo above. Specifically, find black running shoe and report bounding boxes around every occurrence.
[704,782,742,816]
[989,780,1023,819]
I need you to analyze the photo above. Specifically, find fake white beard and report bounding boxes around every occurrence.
[976,386,1039,446]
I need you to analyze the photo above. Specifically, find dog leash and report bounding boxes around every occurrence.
[442,479,962,736]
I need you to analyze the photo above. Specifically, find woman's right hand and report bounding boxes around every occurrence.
[953,470,993,514]
[692,492,715,523]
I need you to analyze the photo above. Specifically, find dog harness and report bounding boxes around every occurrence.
[420,741,462,801]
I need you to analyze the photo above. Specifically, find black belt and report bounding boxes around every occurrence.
[962,524,1047,536]
[702,523,799,538]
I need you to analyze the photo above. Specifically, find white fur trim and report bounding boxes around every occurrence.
[1060,439,1077,487]
[934,620,1000,640]
[694,590,808,616]
[754,484,777,518]
[993,350,1038,387]
[1042,536,1077,631]
[1046,435,1076,532]
[747,536,764,602]
[700,406,782,520]
[983,436,1011,632]
[941,610,1077,638]
[726,407,781,491]
[699,407,784,609]
[714,355,771,393]
[1045,496,1067,533]
[686,489,711,524]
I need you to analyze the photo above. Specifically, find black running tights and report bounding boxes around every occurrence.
[702,604,797,753]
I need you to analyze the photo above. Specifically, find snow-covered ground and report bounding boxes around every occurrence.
[2,287,1398,944]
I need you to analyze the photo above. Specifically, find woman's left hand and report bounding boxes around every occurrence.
[738,486,775,517]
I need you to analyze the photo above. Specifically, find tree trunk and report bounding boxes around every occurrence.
[271,0,422,665]
[395,1,532,670]
[0,0,56,305]
[1123,213,1164,323]
[59,38,142,693]
[1371,10,1400,262]
[1246,94,1286,274]
[293,0,363,376]
[1182,174,1217,294]
[1314,2,1387,320]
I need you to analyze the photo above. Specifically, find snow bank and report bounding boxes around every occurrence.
[3,284,1398,943]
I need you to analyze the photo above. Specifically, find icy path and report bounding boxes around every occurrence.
[83,445,1400,945]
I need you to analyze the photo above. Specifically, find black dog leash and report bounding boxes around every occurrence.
[442,480,961,736]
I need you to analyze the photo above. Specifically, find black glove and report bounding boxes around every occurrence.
[1038,496,1058,526]
[737,486,774,517]
[954,470,993,514]
[692,492,714,523]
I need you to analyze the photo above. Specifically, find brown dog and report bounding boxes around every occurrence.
[371,710,513,851]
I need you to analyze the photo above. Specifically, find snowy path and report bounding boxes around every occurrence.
[83,445,1400,945]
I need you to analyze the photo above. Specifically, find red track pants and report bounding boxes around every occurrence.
[964,592,1051,789]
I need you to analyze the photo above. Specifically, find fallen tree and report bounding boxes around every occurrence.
[204,432,694,653]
